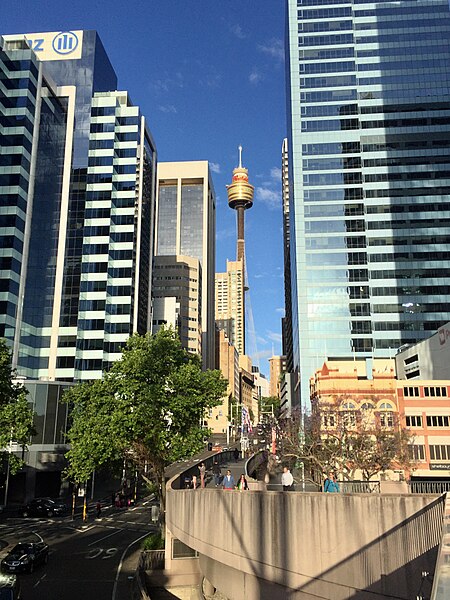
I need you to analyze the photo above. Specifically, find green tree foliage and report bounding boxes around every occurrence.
[260,396,281,418]
[64,329,227,508]
[0,339,35,474]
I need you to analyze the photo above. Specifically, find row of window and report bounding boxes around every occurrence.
[404,386,447,397]
[407,415,450,428]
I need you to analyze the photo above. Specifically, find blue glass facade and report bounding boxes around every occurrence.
[286,0,450,406]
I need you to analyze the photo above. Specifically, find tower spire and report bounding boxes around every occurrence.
[238,144,243,168]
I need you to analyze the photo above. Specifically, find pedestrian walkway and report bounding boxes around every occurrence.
[205,458,247,489]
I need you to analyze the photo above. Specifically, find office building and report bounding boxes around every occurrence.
[396,322,450,381]
[286,0,450,408]
[0,31,157,381]
[215,260,245,355]
[281,138,294,375]
[152,255,202,357]
[155,161,216,369]
[269,355,286,399]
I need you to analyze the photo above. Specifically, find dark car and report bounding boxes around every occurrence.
[0,573,21,599]
[1,542,48,574]
[20,497,67,518]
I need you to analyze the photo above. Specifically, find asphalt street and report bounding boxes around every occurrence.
[0,501,156,600]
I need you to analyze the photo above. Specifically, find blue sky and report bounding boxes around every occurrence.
[2,1,287,378]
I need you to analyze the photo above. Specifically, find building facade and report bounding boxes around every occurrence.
[152,255,202,356]
[269,355,287,399]
[1,31,157,382]
[215,260,245,356]
[286,0,450,407]
[396,322,450,381]
[155,162,216,369]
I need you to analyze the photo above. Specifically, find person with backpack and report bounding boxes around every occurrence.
[323,472,340,493]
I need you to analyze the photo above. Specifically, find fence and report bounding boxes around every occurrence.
[139,550,165,571]
[339,481,381,494]
[410,481,450,495]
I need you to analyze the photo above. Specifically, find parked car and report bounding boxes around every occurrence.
[1,541,48,574]
[20,497,67,518]
[0,573,21,599]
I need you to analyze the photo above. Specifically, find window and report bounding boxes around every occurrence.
[426,415,450,428]
[409,445,425,461]
[322,412,336,428]
[403,387,419,397]
[424,386,447,398]
[172,539,198,559]
[429,445,450,461]
[406,415,422,428]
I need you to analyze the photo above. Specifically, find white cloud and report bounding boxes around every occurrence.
[270,167,282,181]
[210,162,221,174]
[275,307,285,315]
[257,38,284,62]
[158,105,177,114]
[230,24,246,39]
[251,349,273,361]
[249,68,263,85]
[151,72,184,93]
[216,227,235,242]
[256,186,281,210]
[267,331,282,344]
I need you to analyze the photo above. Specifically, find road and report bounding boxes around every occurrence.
[0,501,156,600]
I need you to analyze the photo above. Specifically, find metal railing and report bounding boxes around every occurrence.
[410,481,450,495]
[139,550,165,571]
[339,481,381,494]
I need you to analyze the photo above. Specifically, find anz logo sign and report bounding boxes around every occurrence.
[25,30,82,61]
[52,31,79,55]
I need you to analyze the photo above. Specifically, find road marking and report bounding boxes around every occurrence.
[32,531,44,542]
[88,530,119,547]
[111,532,149,600]
[33,573,46,588]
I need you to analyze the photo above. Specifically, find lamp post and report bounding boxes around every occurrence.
[3,429,13,506]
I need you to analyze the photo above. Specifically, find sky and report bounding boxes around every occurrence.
[2,0,287,378]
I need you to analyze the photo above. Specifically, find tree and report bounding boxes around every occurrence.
[64,329,227,523]
[260,396,280,419]
[0,339,35,475]
[278,397,415,483]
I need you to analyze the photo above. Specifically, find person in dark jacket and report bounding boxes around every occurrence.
[233,447,240,462]
[212,460,221,487]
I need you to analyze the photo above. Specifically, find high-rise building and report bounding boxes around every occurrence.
[269,355,287,399]
[286,0,450,407]
[155,161,216,369]
[215,260,245,355]
[0,31,156,381]
[152,255,202,357]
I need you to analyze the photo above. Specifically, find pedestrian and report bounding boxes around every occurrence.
[96,500,102,518]
[192,474,197,490]
[281,466,294,491]
[222,469,235,490]
[233,447,240,462]
[236,473,248,490]
[212,460,221,487]
[198,462,206,488]
[115,493,121,508]
[323,472,340,493]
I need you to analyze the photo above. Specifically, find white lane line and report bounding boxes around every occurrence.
[32,531,44,542]
[88,529,120,547]
[33,573,46,588]
[111,532,149,600]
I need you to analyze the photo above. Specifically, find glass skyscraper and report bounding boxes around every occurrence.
[1,31,156,381]
[286,0,450,406]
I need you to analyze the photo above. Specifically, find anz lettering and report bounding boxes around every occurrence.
[439,327,450,346]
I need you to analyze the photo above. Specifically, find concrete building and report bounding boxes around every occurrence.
[396,322,450,380]
[215,260,245,356]
[285,0,450,408]
[269,355,286,399]
[0,31,156,381]
[281,138,294,376]
[206,329,240,437]
[152,255,202,357]
[155,162,216,369]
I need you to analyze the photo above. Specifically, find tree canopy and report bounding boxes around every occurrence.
[64,329,228,493]
[0,339,35,474]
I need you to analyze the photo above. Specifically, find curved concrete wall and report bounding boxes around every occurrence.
[166,488,445,600]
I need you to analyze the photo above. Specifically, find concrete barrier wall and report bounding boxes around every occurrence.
[166,489,445,600]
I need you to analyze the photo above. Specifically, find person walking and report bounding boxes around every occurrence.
[212,460,221,487]
[236,474,249,490]
[323,472,340,493]
[96,500,102,518]
[192,474,197,490]
[233,447,240,462]
[198,462,206,488]
[222,470,235,490]
[281,466,294,491]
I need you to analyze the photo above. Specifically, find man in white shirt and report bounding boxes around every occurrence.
[281,466,294,491]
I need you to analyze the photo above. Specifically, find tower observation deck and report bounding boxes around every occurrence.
[226,145,254,265]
